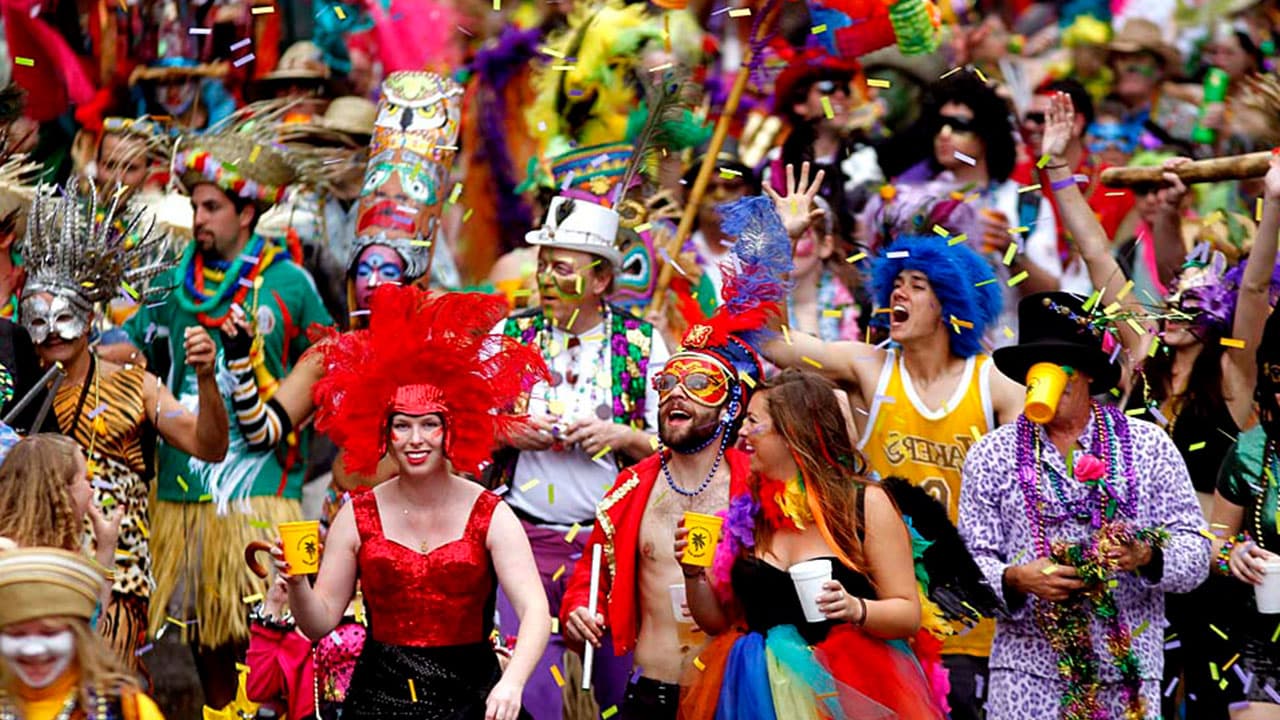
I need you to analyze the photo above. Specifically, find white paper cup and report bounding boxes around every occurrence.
[1256,559,1280,614]
[668,583,690,623]
[788,558,833,623]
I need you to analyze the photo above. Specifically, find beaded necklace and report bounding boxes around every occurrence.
[537,307,612,423]
[0,693,75,720]
[1015,403,1159,720]
[1257,439,1277,551]
[177,235,276,326]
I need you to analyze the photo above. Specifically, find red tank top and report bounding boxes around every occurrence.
[353,489,500,647]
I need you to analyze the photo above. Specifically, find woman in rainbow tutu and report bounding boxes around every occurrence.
[675,369,950,719]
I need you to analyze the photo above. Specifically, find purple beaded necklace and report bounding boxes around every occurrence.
[1016,402,1139,557]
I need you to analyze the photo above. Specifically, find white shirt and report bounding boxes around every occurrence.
[496,315,668,527]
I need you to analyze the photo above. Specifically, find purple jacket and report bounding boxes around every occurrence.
[958,412,1209,681]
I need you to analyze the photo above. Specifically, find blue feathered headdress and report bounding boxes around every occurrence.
[870,235,1001,358]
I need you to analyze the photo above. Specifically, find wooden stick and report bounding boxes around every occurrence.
[581,543,603,691]
[1099,151,1272,188]
[645,0,783,317]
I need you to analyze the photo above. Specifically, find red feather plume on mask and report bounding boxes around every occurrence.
[310,285,549,476]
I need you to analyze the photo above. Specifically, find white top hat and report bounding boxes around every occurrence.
[526,196,621,268]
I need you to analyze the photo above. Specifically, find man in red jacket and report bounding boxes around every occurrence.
[562,320,762,720]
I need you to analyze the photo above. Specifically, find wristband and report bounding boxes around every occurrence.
[1042,162,1069,170]
[1050,175,1082,192]
[249,602,296,632]
[1215,532,1249,575]
[853,596,867,626]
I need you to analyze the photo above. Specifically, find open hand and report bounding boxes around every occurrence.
[763,162,826,239]
[1040,92,1075,162]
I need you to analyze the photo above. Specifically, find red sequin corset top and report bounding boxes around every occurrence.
[353,489,501,647]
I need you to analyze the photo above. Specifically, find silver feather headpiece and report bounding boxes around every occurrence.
[19,180,178,312]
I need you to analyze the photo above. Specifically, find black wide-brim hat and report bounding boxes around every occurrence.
[993,291,1120,395]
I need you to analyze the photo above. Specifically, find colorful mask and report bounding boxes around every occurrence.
[609,225,657,309]
[653,355,731,407]
[20,292,90,345]
[354,72,462,283]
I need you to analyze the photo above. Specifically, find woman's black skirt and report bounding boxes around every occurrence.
[341,639,527,720]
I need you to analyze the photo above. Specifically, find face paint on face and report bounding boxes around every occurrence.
[158,80,198,117]
[653,356,731,407]
[387,413,447,475]
[353,245,407,310]
[21,292,89,346]
[0,629,74,689]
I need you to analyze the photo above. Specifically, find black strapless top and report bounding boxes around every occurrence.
[731,555,876,646]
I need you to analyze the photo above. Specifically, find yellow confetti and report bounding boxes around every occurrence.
[519,478,540,492]
[492,0,499,9]
[547,484,555,504]
[1134,619,1150,636]
[1002,243,1018,266]
[565,523,582,543]
[552,565,566,582]
[1041,564,1058,575]
[974,278,997,287]
[801,356,823,369]
[242,593,263,604]
[718,167,743,178]
[738,370,756,388]
[1083,290,1101,311]
[1002,326,1014,339]
[969,425,982,441]
[13,58,33,67]
[1103,302,1122,316]
[932,225,950,237]
[940,66,962,79]
[693,656,706,671]
[822,309,843,318]
[550,617,559,634]
[947,233,969,246]
[1270,622,1280,642]
[634,223,651,233]
[1009,226,1029,234]
[1128,318,1146,336]
[176,476,189,492]
[1220,337,1246,349]
[462,208,473,223]
[1007,271,1029,287]
[551,64,576,72]
[409,679,418,702]
[1018,184,1041,194]
[845,251,866,263]
[333,5,346,18]
[1210,662,1221,681]
[250,5,273,13]
[566,308,580,330]
[1257,197,1265,222]
[867,78,891,88]
[810,23,828,33]
[973,67,988,83]
[550,664,565,687]
[649,435,660,451]
[1223,652,1241,671]
[448,182,463,204]
[138,518,149,539]
[781,325,792,345]
[728,7,751,16]
[1199,529,1220,540]
[1125,408,1147,416]
[592,445,612,461]
[1210,624,1228,640]
[166,616,187,628]
[821,97,834,119]
[121,281,139,299]
[1189,441,1207,451]
[540,45,565,58]
[1117,280,1134,300]
[602,706,619,719]
[950,315,974,329]
[1036,154,1052,169]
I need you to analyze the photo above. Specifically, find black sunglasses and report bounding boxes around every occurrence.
[1023,111,1046,126]
[937,114,978,135]
[813,77,853,96]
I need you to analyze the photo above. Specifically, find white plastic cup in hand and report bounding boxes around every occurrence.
[788,558,833,623]
[668,583,690,623]
[1255,559,1280,614]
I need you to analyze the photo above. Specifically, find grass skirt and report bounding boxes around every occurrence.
[679,624,946,720]
[147,496,301,649]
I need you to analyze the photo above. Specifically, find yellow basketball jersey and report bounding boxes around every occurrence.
[858,349,995,657]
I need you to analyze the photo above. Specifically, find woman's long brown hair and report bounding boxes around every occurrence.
[0,435,84,551]
[759,369,874,571]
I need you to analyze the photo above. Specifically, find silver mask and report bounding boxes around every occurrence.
[21,292,90,345]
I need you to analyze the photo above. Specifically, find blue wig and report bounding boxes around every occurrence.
[870,235,1002,358]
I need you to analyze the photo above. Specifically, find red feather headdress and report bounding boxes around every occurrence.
[311,286,549,476]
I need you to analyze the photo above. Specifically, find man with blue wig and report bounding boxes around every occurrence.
[763,164,1025,720]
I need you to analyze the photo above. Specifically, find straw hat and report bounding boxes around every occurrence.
[174,101,302,205]
[1108,19,1181,71]
[260,41,331,84]
[279,96,376,147]
[0,547,103,628]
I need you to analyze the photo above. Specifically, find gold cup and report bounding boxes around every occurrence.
[1024,362,1069,424]
[681,512,724,568]
[279,521,322,575]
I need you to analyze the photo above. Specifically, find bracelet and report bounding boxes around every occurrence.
[89,558,115,583]
[1050,175,1081,192]
[249,602,295,632]
[1042,162,1069,169]
[852,596,867,626]
[1215,532,1249,575]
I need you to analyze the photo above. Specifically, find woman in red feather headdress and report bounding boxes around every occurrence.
[274,284,552,720]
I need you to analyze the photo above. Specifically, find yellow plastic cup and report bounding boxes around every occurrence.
[1024,362,1069,424]
[681,512,724,568]
[279,521,322,575]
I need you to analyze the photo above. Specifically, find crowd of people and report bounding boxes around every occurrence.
[0,0,1276,718]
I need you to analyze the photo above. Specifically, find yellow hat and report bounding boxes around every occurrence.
[0,547,103,628]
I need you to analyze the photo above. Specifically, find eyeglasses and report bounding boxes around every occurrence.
[936,114,978,135]
[1119,63,1158,78]
[813,79,851,97]
[653,357,730,406]
[1022,112,1046,126]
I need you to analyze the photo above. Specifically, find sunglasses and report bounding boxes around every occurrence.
[937,114,978,135]
[813,78,852,96]
[653,357,730,407]
[1022,112,1046,126]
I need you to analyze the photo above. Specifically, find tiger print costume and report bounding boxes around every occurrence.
[54,355,154,673]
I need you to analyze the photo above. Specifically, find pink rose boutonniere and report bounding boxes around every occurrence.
[1074,454,1106,483]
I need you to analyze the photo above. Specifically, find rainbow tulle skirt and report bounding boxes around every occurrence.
[680,624,946,720]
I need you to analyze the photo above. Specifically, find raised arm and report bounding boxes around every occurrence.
[1041,92,1153,364]
[145,326,228,461]
[486,502,551,720]
[1222,155,1280,427]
